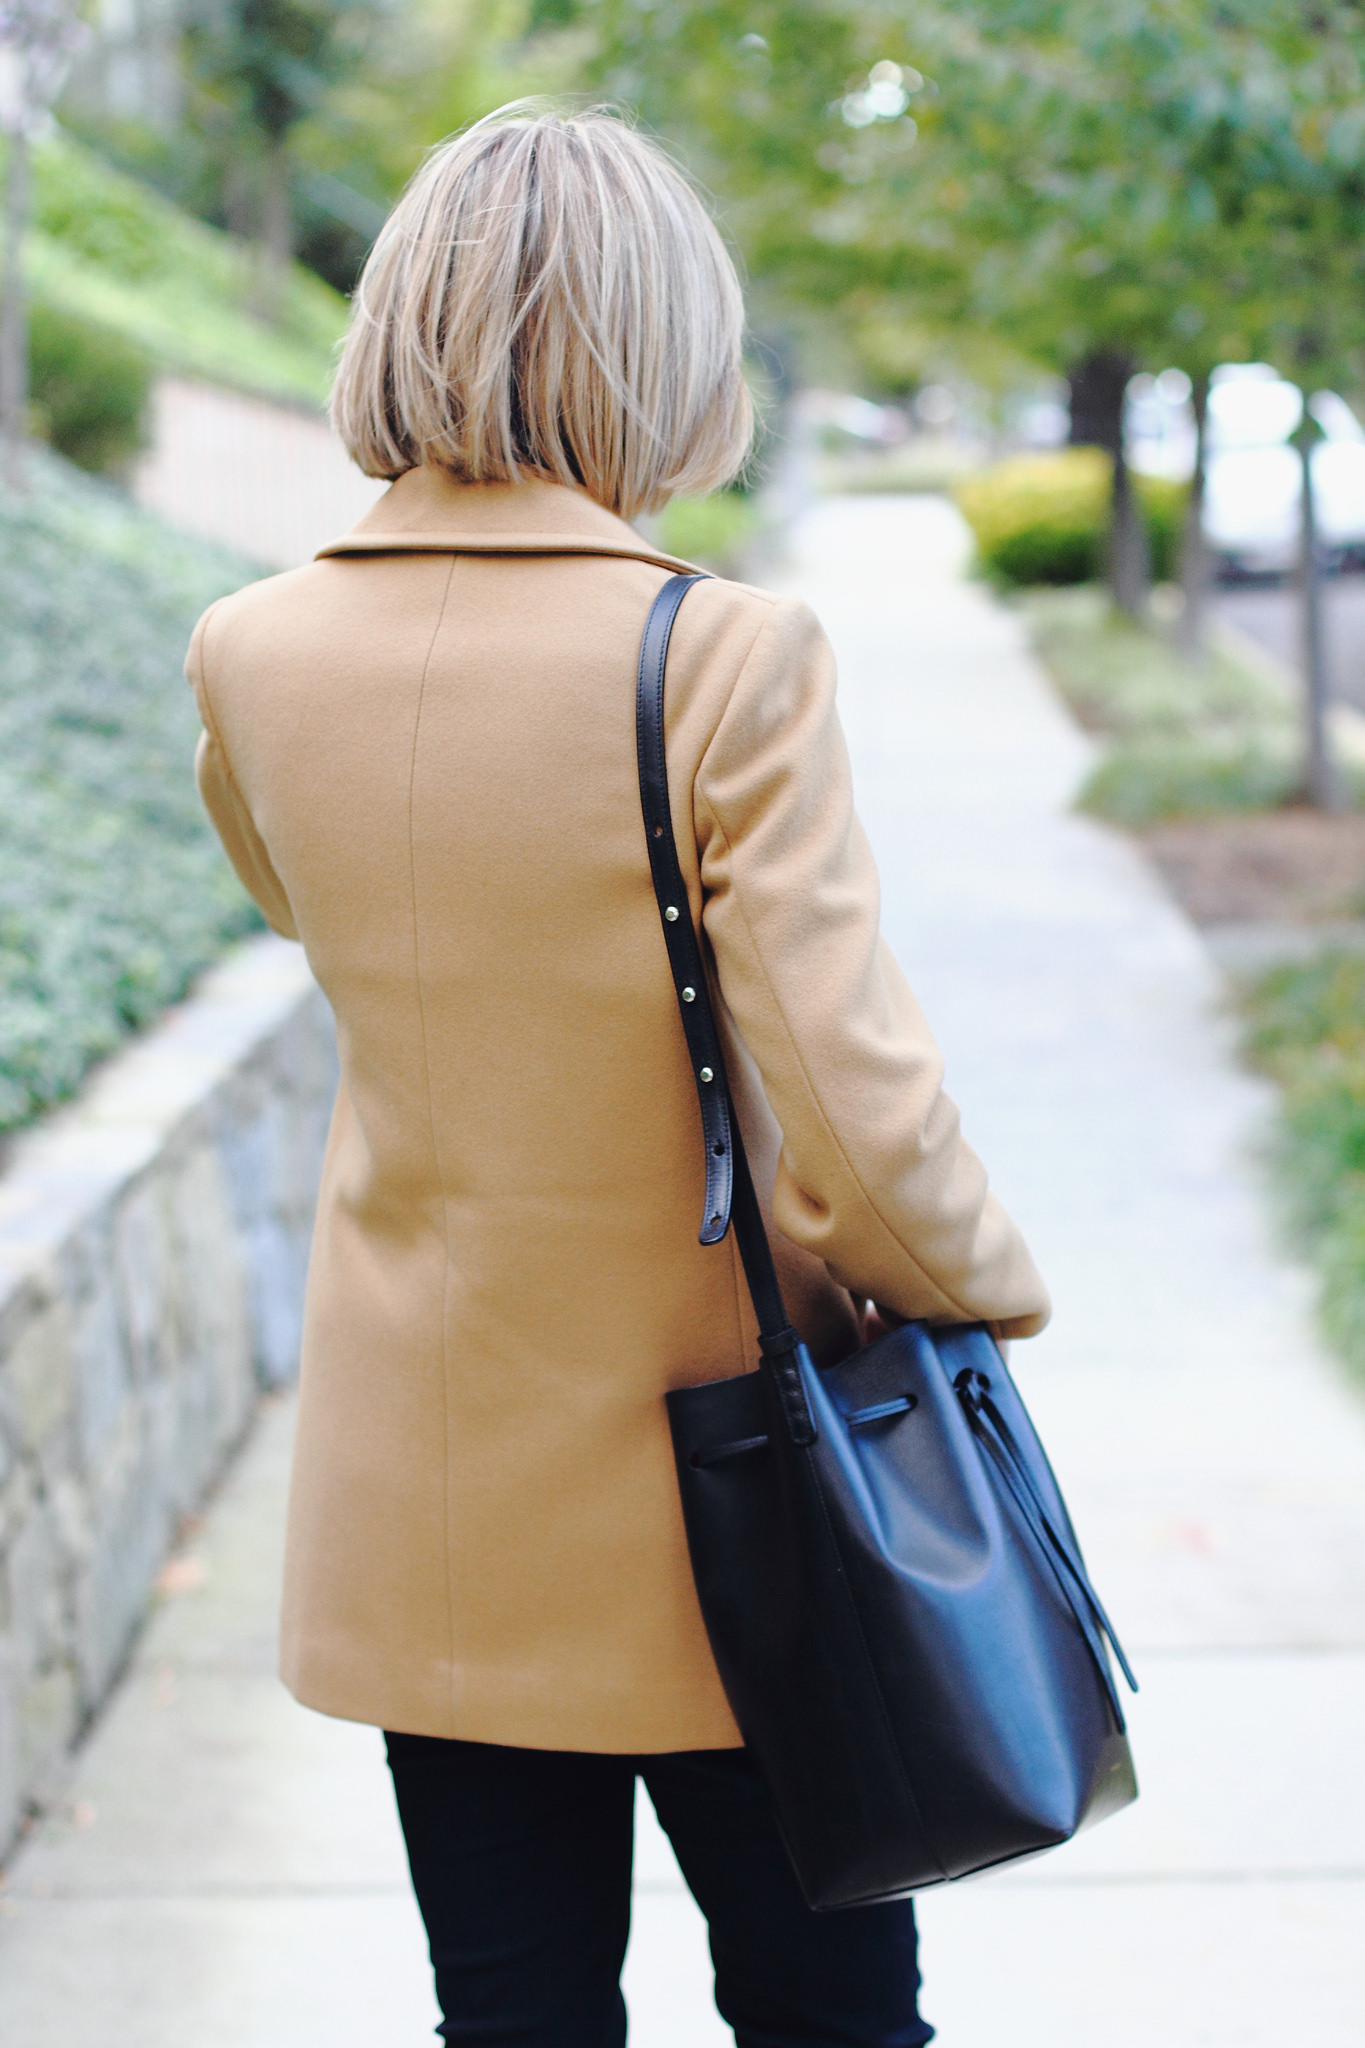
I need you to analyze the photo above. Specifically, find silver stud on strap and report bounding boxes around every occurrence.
[700,1067,714,1082]
[664,905,679,922]
[682,986,696,1002]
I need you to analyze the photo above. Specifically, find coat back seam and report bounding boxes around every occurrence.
[405,552,460,1730]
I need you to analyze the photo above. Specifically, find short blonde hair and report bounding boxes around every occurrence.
[331,104,753,519]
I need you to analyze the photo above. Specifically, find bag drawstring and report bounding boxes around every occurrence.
[955,1369,1138,1725]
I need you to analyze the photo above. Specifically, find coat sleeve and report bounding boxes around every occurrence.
[694,594,1050,1340]
[185,605,299,942]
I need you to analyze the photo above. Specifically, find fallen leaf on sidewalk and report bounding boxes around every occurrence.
[155,1554,207,1596]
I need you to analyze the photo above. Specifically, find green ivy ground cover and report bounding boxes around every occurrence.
[0,453,261,1135]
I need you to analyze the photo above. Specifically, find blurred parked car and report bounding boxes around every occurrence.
[1130,363,1365,580]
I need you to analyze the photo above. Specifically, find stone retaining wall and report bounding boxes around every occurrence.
[0,937,336,1855]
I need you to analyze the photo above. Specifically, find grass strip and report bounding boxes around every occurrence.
[1241,953,1365,1384]
[1018,585,1302,826]
[15,130,346,409]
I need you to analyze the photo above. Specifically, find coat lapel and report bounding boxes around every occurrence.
[315,468,699,573]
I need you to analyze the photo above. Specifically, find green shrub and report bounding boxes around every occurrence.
[0,451,260,1134]
[656,492,760,575]
[956,448,1106,584]
[1242,955,1365,1382]
[955,448,1187,587]
[27,302,152,474]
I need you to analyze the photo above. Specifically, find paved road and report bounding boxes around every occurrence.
[1215,575,1365,710]
[2,496,1363,2045]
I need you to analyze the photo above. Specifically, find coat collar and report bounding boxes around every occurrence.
[315,468,699,573]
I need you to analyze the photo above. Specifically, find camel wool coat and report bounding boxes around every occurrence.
[187,468,1050,1754]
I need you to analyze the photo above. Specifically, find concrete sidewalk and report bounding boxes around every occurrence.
[3,495,1364,2045]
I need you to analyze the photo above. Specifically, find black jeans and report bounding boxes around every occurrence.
[385,1733,935,2048]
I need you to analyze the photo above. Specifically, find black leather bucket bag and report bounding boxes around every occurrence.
[638,574,1138,1912]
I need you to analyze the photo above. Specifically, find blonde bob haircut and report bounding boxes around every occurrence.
[331,104,754,520]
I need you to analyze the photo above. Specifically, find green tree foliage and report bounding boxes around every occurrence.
[71,2,579,297]
[580,2,910,340]
[183,0,393,307]
[580,2,1365,385]
[285,0,589,289]
[579,4,1365,607]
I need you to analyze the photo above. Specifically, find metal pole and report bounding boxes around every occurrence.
[0,119,28,489]
[1295,415,1342,810]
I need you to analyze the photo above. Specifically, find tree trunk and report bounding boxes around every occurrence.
[252,139,293,322]
[1110,444,1150,618]
[1175,370,1210,660]
[1295,421,1342,810]
[0,126,31,491]
[1068,349,1147,616]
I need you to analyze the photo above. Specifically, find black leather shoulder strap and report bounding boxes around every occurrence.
[636,575,796,1349]
[636,575,733,1244]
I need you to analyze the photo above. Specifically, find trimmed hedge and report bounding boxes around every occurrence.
[955,448,1186,587]
[0,453,260,1134]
